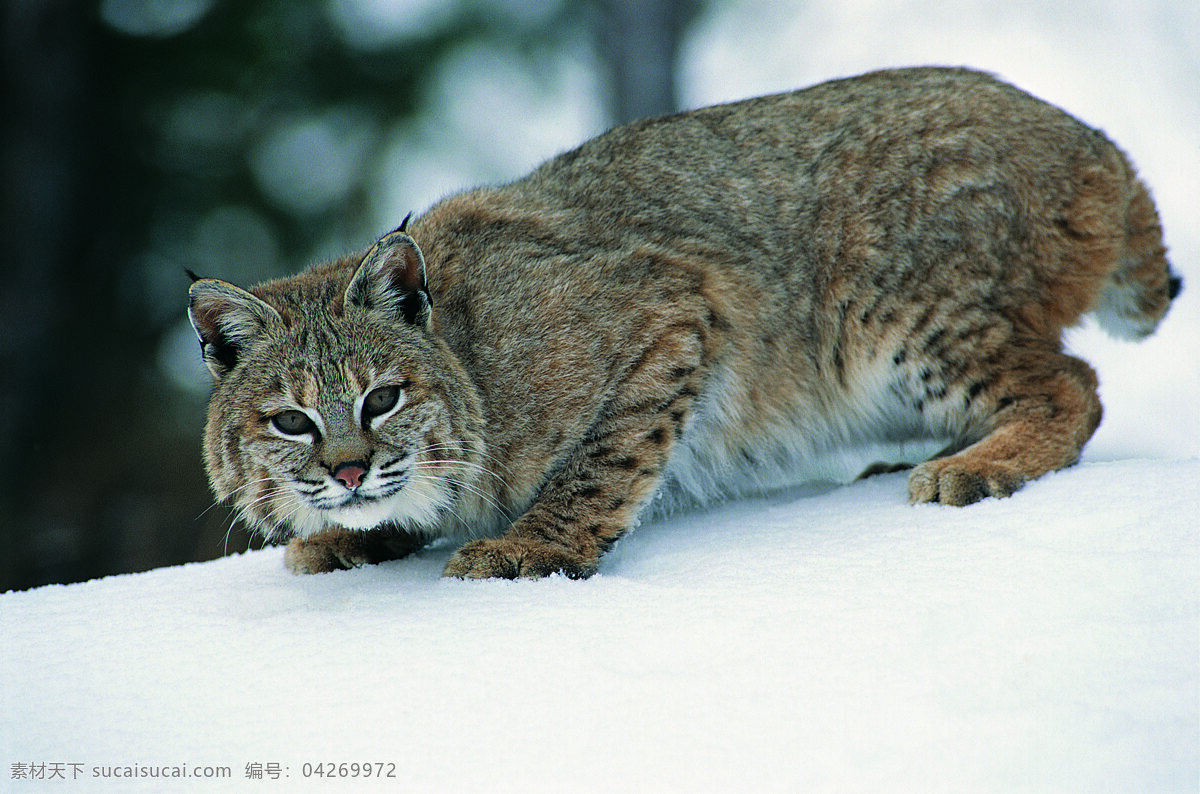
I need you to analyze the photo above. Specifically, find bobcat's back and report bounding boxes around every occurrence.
[410,67,1177,504]
[514,67,1175,340]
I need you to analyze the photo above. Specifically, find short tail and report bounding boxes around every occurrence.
[1092,177,1181,340]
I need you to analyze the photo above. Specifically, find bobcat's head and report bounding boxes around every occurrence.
[188,229,483,541]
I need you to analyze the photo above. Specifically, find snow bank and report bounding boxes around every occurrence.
[4,458,1196,792]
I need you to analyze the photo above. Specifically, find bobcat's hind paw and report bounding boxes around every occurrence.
[443,537,598,580]
[907,458,1025,506]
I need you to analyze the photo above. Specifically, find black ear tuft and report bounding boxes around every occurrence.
[184,268,204,283]
[397,211,414,233]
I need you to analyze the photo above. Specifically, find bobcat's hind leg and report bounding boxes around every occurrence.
[907,349,1102,506]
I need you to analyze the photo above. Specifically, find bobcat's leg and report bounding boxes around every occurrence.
[908,348,1102,505]
[444,328,708,580]
[856,460,915,480]
[855,440,963,481]
[284,527,426,574]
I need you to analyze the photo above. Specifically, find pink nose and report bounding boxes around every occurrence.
[333,462,367,490]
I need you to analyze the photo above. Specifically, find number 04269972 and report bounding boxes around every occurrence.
[301,762,396,778]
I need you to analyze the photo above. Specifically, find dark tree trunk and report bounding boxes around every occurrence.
[0,1,93,589]
[596,0,702,124]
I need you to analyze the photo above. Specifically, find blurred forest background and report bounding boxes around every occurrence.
[1,0,703,591]
[3,0,1194,591]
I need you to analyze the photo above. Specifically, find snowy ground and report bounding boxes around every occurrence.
[3,459,1197,792]
[5,0,1198,791]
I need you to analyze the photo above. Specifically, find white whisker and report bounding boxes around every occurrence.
[415,439,514,475]
[202,475,292,555]
[196,475,285,521]
[204,434,518,549]
[427,468,513,523]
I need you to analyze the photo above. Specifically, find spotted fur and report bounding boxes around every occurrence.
[190,67,1179,580]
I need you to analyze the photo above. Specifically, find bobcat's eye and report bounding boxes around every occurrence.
[363,385,401,419]
[271,410,316,436]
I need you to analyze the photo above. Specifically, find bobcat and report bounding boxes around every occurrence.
[189,67,1179,580]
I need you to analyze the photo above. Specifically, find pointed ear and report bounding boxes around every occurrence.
[345,228,432,327]
[188,279,282,379]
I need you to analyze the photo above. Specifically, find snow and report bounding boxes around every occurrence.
[3,459,1197,791]
[6,0,1199,790]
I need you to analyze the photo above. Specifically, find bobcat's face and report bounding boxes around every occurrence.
[191,230,484,540]
[219,338,462,539]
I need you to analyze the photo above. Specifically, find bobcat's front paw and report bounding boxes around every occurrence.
[284,529,423,574]
[443,537,598,580]
[908,458,1025,506]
